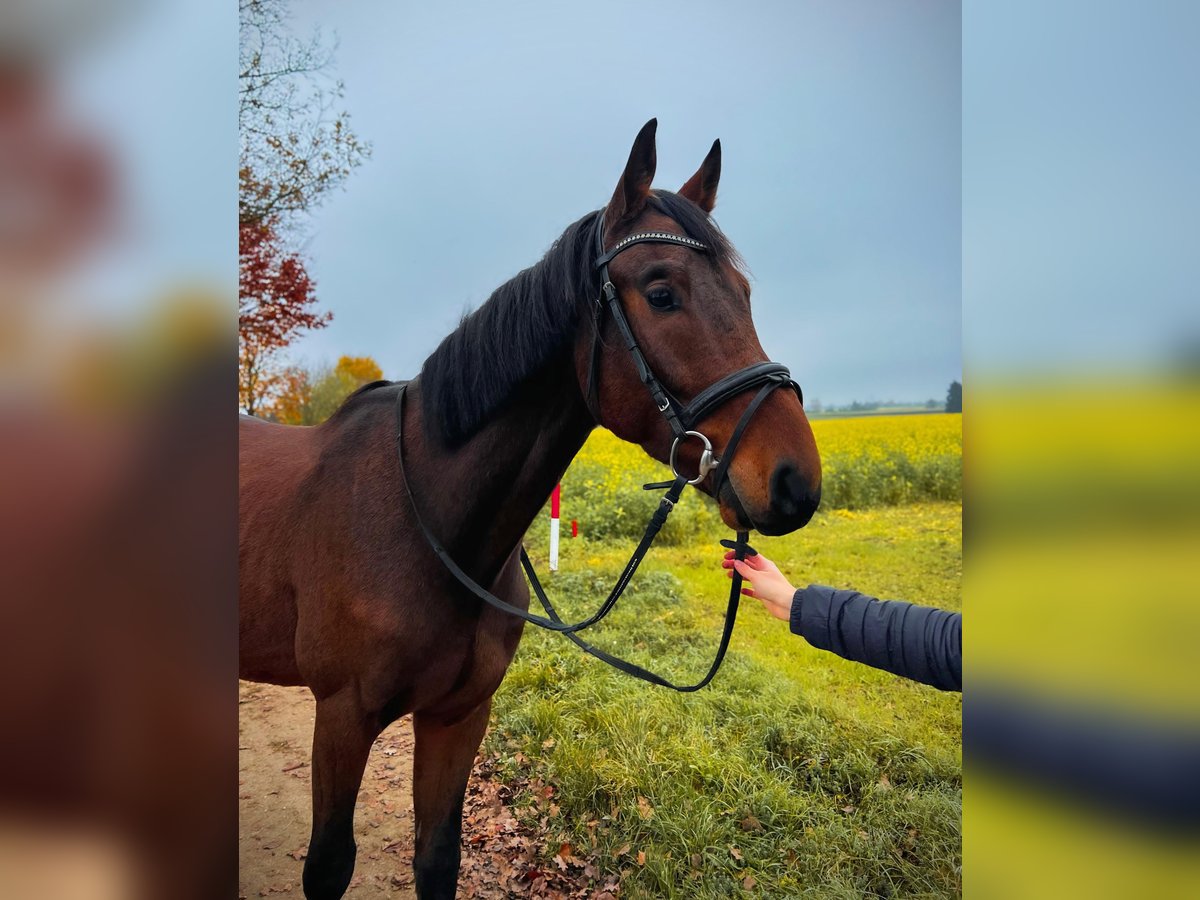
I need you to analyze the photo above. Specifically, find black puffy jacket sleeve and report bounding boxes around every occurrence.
[789,585,961,691]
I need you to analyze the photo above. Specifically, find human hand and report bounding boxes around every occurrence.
[721,550,796,621]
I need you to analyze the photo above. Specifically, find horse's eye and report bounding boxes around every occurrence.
[646,287,676,311]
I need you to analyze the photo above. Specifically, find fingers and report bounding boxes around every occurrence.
[740,587,755,597]
[726,562,758,585]
[732,560,756,578]
[722,550,768,570]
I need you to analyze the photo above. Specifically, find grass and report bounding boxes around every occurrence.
[488,500,962,898]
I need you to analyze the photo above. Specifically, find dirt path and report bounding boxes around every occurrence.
[240,682,620,900]
[238,682,417,898]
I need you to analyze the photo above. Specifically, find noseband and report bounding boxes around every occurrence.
[395,209,805,692]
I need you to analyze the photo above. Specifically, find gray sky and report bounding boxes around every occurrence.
[290,0,961,407]
[964,0,1200,373]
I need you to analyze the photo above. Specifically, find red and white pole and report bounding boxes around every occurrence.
[549,483,561,571]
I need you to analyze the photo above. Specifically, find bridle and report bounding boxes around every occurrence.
[395,209,803,691]
[585,211,802,496]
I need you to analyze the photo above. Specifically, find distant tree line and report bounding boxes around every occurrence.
[808,381,963,415]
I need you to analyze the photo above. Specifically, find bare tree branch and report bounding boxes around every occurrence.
[238,0,370,228]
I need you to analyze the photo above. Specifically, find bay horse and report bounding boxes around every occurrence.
[239,119,822,899]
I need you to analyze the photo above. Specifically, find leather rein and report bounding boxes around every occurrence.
[395,211,801,691]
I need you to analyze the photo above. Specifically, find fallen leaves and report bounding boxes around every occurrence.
[636,795,655,820]
[456,753,624,899]
[738,814,764,832]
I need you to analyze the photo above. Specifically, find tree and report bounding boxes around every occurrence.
[946,381,963,413]
[239,219,330,415]
[239,0,369,414]
[306,366,354,424]
[268,364,314,424]
[307,355,384,422]
[239,0,369,227]
[264,355,383,425]
[335,355,382,385]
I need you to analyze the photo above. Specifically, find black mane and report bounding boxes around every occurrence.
[419,191,741,447]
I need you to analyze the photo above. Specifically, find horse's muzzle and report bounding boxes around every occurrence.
[723,461,820,536]
[767,461,822,532]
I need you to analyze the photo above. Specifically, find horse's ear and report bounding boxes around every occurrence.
[679,139,721,213]
[608,118,657,225]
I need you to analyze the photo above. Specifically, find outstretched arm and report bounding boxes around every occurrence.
[723,551,961,692]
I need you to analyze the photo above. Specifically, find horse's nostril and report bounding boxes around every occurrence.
[771,462,821,523]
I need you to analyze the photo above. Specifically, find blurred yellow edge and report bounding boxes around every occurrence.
[969,771,1200,899]
[968,378,1200,716]
[969,377,1200,897]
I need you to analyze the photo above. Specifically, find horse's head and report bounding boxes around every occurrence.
[578,119,821,536]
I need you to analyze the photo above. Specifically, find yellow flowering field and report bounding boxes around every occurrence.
[552,413,962,543]
[812,412,961,460]
[558,430,723,544]
[812,412,961,509]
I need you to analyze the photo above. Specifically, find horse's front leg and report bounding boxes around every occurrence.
[411,699,491,899]
[302,690,380,900]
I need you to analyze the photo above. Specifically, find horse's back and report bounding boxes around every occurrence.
[239,414,322,533]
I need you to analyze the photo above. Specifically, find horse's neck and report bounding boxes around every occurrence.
[405,368,594,580]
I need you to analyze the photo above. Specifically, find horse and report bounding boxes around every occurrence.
[239,119,822,899]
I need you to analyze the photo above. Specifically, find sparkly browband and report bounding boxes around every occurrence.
[594,231,708,268]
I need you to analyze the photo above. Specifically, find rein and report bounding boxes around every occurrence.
[395,211,801,691]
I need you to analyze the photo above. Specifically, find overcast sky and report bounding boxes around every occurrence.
[288,0,961,407]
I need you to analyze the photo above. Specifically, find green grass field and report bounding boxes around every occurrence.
[485,416,961,897]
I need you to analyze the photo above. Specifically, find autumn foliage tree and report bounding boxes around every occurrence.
[238,0,370,413]
[266,355,383,425]
[267,364,313,424]
[335,355,383,385]
[239,218,330,415]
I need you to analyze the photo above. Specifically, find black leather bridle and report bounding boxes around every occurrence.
[395,210,803,691]
[585,211,802,498]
